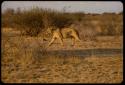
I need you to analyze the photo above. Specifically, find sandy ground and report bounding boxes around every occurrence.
[1,56,123,83]
[1,28,123,83]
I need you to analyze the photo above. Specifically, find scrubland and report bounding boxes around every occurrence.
[1,7,123,83]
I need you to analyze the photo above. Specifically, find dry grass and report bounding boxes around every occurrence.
[2,8,123,36]
[1,28,123,83]
[2,55,123,83]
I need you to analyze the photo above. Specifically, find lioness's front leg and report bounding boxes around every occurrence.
[48,37,55,46]
[58,37,64,46]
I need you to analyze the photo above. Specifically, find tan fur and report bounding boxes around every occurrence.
[47,26,81,46]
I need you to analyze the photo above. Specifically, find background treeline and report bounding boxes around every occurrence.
[2,7,123,36]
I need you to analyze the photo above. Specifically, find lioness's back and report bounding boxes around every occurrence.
[61,27,75,32]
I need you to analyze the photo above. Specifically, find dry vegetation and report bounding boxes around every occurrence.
[2,7,123,37]
[1,7,123,83]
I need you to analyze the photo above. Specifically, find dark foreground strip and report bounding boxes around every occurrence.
[43,49,123,57]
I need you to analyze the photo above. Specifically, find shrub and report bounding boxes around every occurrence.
[2,7,123,36]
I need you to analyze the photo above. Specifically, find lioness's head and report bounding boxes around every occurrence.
[47,26,57,34]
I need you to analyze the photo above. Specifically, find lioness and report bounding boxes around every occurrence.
[47,26,81,46]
